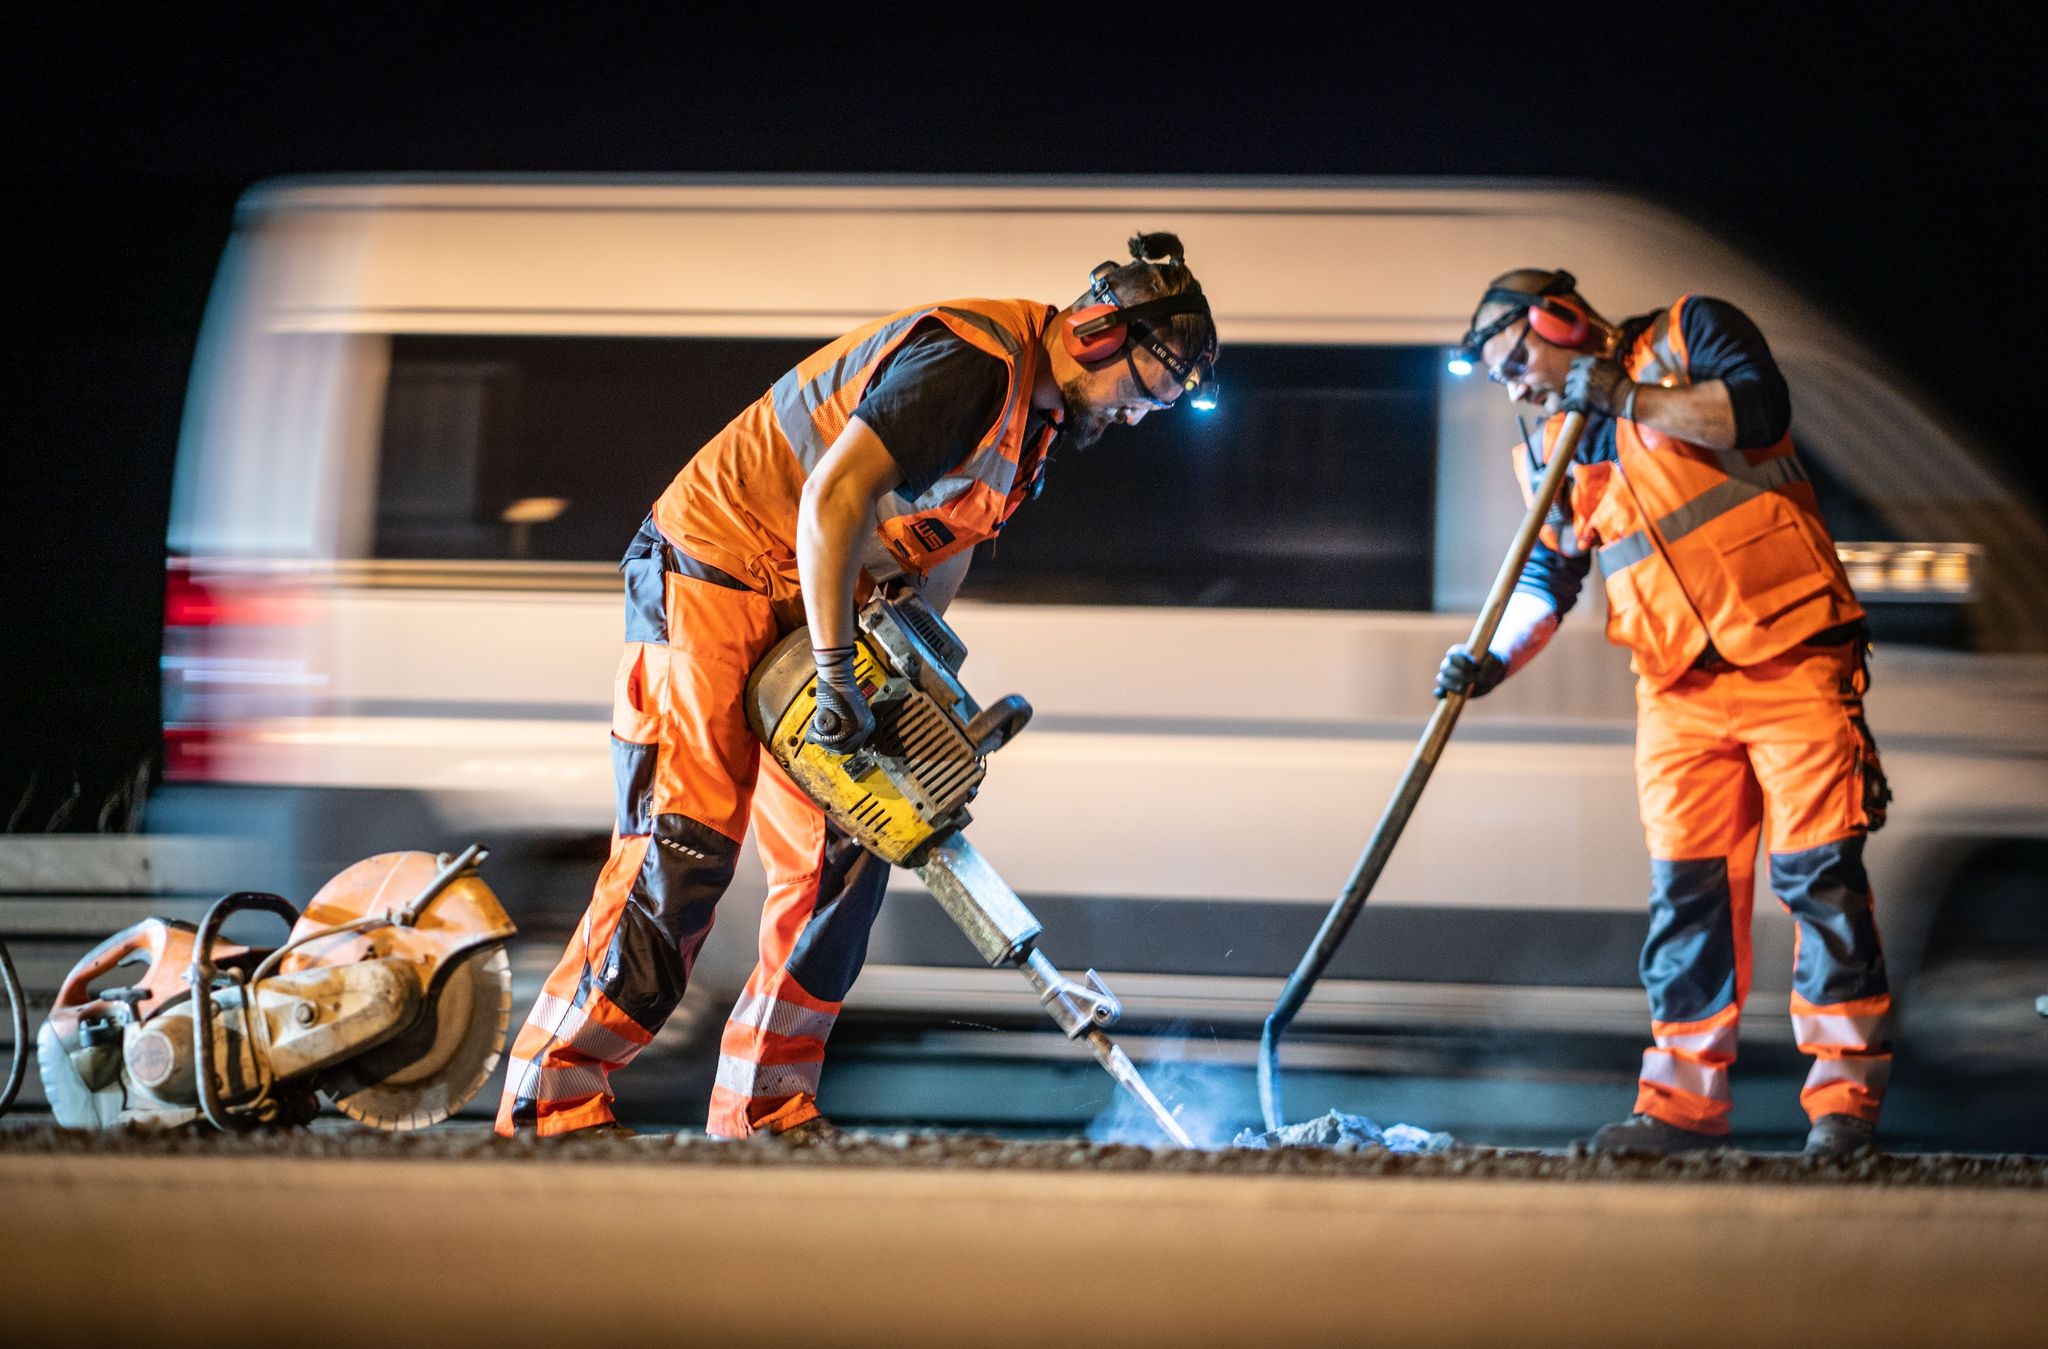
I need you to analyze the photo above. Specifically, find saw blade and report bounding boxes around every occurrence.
[326,947,512,1131]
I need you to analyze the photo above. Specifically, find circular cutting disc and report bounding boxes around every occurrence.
[326,947,513,1130]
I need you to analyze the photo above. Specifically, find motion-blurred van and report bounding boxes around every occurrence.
[157,177,2048,1099]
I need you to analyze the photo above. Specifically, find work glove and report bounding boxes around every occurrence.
[1563,355,1637,419]
[1434,644,1507,700]
[806,644,875,754]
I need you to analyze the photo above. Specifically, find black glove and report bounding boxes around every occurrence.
[1434,644,1507,700]
[806,645,875,753]
[1563,355,1636,418]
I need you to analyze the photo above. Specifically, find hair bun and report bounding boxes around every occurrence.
[1128,231,1186,265]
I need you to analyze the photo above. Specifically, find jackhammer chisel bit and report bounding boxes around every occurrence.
[917,836,1194,1148]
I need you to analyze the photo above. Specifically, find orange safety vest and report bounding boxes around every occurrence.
[1524,297,1864,691]
[651,298,1058,626]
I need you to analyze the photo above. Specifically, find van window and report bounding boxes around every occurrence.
[963,344,1438,610]
[374,335,817,562]
[374,336,1438,610]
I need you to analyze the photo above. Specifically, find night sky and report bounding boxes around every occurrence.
[6,4,2041,817]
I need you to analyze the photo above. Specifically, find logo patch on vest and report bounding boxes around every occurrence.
[910,519,956,552]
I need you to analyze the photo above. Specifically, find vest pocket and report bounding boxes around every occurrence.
[1715,514,1833,625]
[1603,559,1690,678]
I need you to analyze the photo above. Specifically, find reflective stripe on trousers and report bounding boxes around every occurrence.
[1631,645,1891,1131]
[706,762,889,1139]
[495,559,890,1138]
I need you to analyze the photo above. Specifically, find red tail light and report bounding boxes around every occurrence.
[162,725,218,782]
[165,565,224,627]
[164,560,309,628]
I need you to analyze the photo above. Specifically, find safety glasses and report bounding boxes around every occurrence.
[1486,321,1532,386]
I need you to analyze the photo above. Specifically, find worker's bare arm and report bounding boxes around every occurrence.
[1628,379,1739,451]
[798,416,903,648]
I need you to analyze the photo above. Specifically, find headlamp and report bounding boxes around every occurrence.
[1079,268,1220,413]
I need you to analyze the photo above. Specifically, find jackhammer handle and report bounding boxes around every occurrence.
[964,694,1032,757]
[1258,411,1585,1131]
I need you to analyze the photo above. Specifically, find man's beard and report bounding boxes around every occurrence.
[1058,373,1115,452]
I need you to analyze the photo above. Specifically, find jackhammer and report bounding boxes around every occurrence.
[747,588,1193,1147]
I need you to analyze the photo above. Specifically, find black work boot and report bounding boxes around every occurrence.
[1588,1113,1725,1156]
[1803,1113,1877,1159]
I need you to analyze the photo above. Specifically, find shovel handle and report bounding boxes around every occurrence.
[1258,412,1587,1130]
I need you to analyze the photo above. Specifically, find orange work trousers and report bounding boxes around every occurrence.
[1631,639,1891,1134]
[496,519,888,1138]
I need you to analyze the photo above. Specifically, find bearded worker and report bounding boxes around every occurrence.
[498,233,1219,1140]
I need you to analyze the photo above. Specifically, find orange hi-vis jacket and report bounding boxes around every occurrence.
[1527,297,1864,690]
[651,298,1059,627]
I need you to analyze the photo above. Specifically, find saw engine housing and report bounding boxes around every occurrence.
[38,848,516,1131]
[747,589,1030,866]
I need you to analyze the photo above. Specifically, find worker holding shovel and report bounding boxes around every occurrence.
[1444,270,1891,1158]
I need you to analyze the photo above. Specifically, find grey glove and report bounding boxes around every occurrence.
[806,645,875,753]
[1564,355,1637,418]
[1434,644,1507,700]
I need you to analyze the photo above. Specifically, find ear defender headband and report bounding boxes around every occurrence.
[1462,269,1594,358]
[1061,255,1220,408]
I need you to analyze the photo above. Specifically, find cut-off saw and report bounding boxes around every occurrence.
[38,847,515,1131]
[748,588,1192,1147]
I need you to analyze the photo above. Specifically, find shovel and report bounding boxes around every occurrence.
[1257,410,1588,1130]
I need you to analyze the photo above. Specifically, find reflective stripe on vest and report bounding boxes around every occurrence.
[1598,453,1809,576]
[1634,307,1688,388]
[769,304,1022,486]
[763,300,1051,576]
[1563,295,1861,686]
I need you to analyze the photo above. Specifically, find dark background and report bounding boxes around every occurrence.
[6,5,2041,825]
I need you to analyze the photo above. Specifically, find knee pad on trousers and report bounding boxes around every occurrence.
[598,814,739,1030]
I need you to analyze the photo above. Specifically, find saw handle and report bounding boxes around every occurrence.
[52,922,161,1018]
[190,891,299,1132]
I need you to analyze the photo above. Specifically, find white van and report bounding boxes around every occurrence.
[156,177,2048,1086]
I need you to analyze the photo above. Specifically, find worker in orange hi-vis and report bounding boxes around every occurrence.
[497,234,1219,1141]
[1441,269,1892,1159]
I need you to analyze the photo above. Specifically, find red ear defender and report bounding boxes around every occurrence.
[1062,305,1127,364]
[1526,295,1593,350]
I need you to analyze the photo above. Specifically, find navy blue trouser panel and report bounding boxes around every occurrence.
[1641,856,1739,1023]
[1771,836,1889,1007]
[784,828,890,1003]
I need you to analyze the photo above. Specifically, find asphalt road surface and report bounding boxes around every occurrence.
[3,1136,2045,1349]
